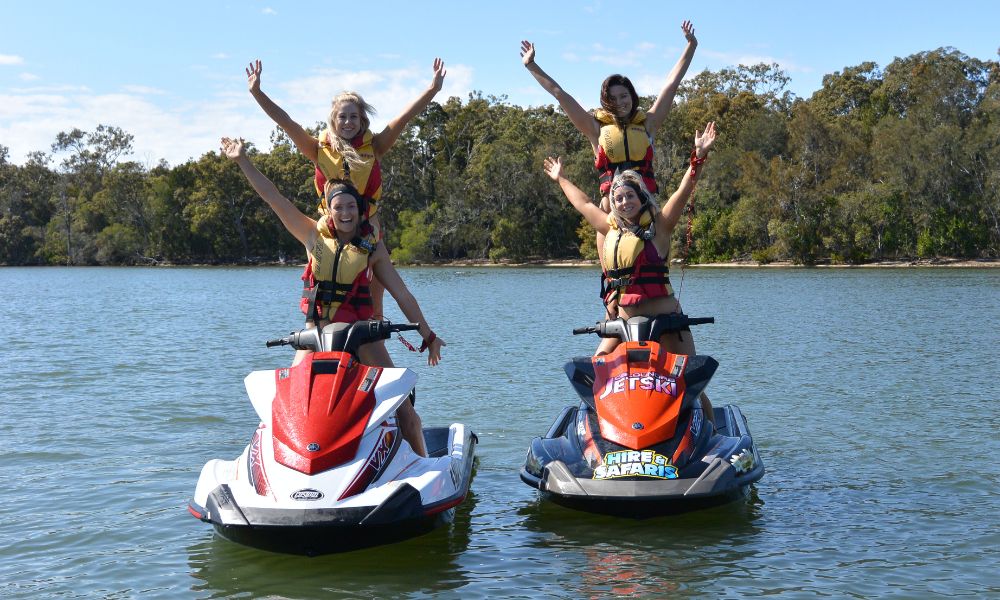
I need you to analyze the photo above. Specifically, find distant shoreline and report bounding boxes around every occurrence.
[401,258,1000,269]
[4,258,998,268]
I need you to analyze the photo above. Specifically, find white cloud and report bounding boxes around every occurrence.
[0,86,250,166]
[587,41,660,69]
[262,7,277,15]
[19,73,39,81]
[213,52,229,60]
[0,64,475,167]
[275,63,474,133]
[0,54,25,66]
[10,84,90,94]
[121,84,165,95]
[701,49,814,74]
[632,74,664,97]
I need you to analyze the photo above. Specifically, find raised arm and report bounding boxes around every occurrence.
[544,156,609,234]
[644,21,698,136]
[657,122,715,235]
[246,60,319,163]
[370,245,446,365]
[521,41,600,152]
[220,137,317,249]
[371,58,447,158]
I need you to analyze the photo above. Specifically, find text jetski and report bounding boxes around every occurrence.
[521,314,763,515]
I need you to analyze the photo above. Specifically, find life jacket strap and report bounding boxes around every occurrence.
[599,160,654,184]
[602,264,671,291]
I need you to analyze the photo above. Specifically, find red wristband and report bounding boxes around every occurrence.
[689,149,707,178]
[419,331,437,353]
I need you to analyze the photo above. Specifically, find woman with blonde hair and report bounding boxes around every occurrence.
[246,58,447,322]
[221,136,444,456]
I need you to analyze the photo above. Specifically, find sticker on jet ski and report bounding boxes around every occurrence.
[598,372,677,401]
[593,450,679,480]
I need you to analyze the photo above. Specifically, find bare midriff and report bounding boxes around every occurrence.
[617,294,681,319]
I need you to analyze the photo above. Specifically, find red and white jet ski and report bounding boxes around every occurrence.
[188,320,477,554]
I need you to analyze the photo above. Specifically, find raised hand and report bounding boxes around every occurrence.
[430,58,446,92]
[543,156,563,181]
[520,40,536,66]
[694,122,716,158]
[220,137,246,160]
[681,20,697,44]
[246,60,262,93]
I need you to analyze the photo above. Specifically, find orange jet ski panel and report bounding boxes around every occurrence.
[591,342,688,449]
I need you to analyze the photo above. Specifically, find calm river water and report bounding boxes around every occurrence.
[1,266,998,598]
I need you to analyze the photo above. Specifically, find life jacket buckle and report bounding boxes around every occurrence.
[606,276,633,289]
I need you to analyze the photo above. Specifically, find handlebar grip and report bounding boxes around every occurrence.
[687,317,715,325]
[573,326,596,335]
[393,323,421,332]
[265,338,289,348]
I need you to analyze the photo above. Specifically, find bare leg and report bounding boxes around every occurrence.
[595,336,619,356]
[395,400,425,456]
[659,328,715,425]
[291,348,309,366]
[359,342,427,457]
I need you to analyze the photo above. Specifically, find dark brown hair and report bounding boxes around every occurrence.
[600,74,640,127]
[323,179,368,220]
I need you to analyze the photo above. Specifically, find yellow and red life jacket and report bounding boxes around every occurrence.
[314,128,382,218]
[300,216,378,324]
[594,109,657,196]
[601,213,673,307]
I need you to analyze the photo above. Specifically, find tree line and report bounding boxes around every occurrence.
[1,47,998,266]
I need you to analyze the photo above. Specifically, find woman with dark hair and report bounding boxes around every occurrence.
[521,21,697,202]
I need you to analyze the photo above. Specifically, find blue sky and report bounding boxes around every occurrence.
[1,1,997,166]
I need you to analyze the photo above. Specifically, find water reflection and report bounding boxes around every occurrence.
[516,488,764,597]
[186,490,478,598]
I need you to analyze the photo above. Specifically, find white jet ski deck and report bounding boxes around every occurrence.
[189,321,477,555]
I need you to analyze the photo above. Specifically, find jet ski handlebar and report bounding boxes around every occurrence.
[265,320,421,355]
[574,313,714,342]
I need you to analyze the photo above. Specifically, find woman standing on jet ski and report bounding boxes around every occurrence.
[245,58,447,358]
[521,20,697,224]
[543,122,717,422]
[221,136,444,456]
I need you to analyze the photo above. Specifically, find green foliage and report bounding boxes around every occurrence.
[1,49,998,266]
[576,218,599,261]
[95,223,142,265]
[392,208,434,264]
[0,214,31,264]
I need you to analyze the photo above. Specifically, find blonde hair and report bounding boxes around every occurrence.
[608,170,658,229]
[325,92,377,171]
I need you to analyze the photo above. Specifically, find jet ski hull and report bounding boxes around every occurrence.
[521,405,763,516]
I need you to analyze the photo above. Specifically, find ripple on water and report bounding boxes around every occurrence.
[1,267,998,598]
